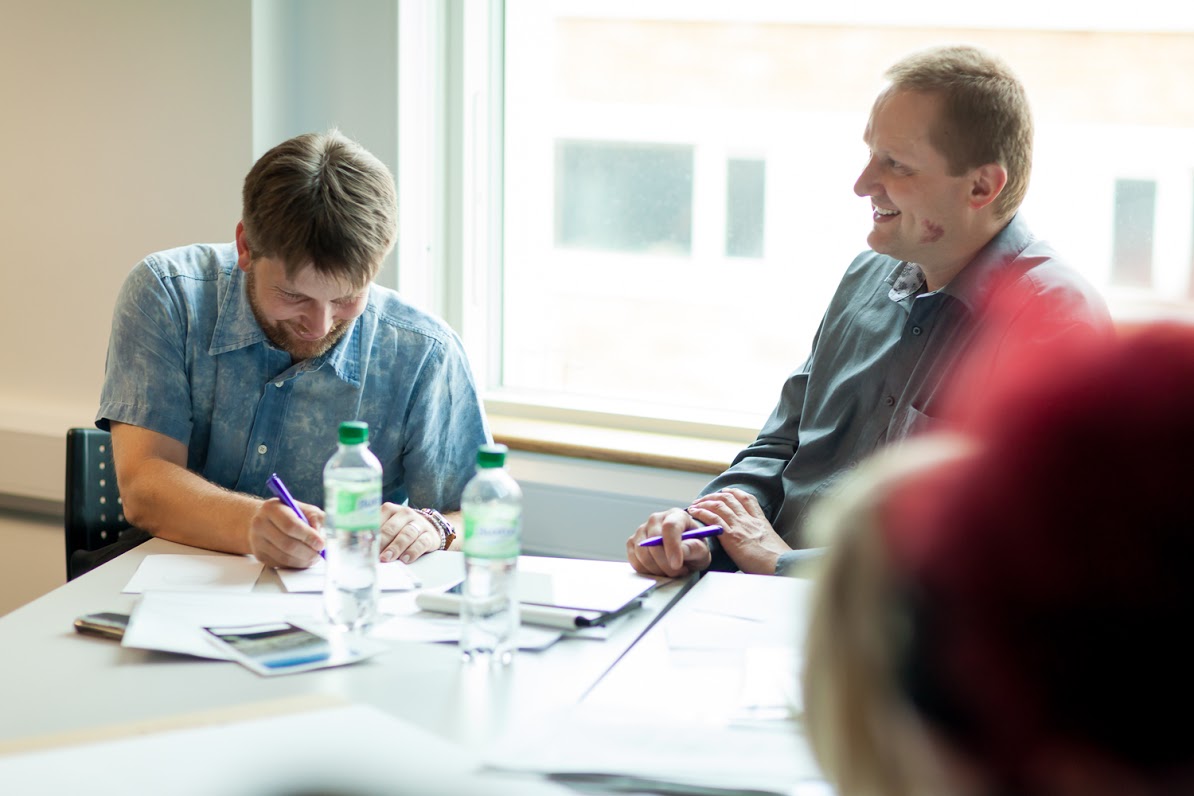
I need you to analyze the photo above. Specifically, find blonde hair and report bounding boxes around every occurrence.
[801,435,974,796]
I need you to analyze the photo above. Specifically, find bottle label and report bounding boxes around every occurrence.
[463,507,521,559]
[327,485,381,533]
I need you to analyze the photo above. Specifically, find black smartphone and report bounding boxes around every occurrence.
[73,611,130,641]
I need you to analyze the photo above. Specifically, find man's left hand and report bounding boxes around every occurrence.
[688,488,791,575]
[378,503,442,564]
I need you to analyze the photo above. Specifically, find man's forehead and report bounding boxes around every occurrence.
[281,260,370,295]
[864,87,940,146]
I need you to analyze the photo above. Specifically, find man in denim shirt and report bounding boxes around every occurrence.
[98,130,488,569]
[627,45,1110,578]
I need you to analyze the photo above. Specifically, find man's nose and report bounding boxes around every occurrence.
[854,157,877,197]
[304,304,334,337]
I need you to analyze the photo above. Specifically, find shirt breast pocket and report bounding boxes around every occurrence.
[892,402,940,440]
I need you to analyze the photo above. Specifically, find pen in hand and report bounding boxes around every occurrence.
[638,525,724,548]
[266,473,326,559]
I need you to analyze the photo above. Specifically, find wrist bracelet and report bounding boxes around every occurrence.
[419,508,457,551]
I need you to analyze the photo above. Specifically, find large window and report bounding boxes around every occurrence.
[440,2,1194,437]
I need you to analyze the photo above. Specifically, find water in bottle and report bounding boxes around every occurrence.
[460,444,521,664]
[323,420,383,633]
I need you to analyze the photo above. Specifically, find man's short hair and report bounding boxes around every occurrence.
[885,45,1033,221]
[241,129,397,287]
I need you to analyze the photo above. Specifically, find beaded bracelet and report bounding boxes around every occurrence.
[419,508,457,551]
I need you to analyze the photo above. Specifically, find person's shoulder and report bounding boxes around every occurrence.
[137,242,237,283]
[363,285,461,349]
[998,235,1111,327]
[1011,238,1105,302]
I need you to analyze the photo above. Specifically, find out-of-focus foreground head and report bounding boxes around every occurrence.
[804,323,1194,796]
[802,434,978,796]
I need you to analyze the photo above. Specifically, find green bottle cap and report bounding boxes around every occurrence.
[338,421,369,445]
[476,443,508,468]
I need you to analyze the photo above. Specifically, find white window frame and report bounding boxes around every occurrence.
[398,0,762,446]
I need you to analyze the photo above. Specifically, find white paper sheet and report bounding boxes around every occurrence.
[517,555,659,612]
[488,705,824,794]
[122,591,325,659]
[734,646,803,722]
[122,554,264,594]
[0,702,572,795]
[275,557,421,592]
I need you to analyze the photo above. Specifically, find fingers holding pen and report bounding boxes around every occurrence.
[626,507,709,577]
[250,498,324,568]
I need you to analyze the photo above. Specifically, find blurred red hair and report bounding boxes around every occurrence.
[881,322,1194,792]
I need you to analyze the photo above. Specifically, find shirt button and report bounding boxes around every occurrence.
[911,326,923,336]
[884,395,895,407]
[274,381,284,388]
[257,444,268,455]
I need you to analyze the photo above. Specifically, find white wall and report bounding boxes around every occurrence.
[0,0,253,500]
[0,1,712,611]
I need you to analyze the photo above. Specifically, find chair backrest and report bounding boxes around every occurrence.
[64,427,130,580]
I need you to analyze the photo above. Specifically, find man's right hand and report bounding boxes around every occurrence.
[626,507,712,577]
[248,499,325,569]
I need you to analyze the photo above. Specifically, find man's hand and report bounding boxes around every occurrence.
[688,488,790,575]
[249,499,325,569]
[626,507,712,577]
[379,503,443,564]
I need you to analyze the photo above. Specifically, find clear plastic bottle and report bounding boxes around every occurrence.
[322,420,382,633]
[460,443,522,664]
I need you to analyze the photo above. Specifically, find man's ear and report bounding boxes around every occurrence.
[967,164,1008,211]
[235,221,252,272]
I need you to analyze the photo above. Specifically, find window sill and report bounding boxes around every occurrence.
[489,415,745,475]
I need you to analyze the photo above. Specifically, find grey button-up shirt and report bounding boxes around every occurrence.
[97,242,489,511]
[701,215,1111,572]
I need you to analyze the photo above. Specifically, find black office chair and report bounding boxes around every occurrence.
[64,427,132,581]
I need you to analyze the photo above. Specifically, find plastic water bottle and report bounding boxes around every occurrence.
[322,420,382,633]
[460,443,521,664]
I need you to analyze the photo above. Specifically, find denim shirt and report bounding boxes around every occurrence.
[97,242,490,511]
[700,214,1111,571]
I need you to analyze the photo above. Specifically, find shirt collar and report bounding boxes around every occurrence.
[938,213,1034,313]
[881,214,1033,312]
[887,261,926,302]
[208,259,364,388]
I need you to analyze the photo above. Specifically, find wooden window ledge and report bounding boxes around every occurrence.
[489,415,744,475]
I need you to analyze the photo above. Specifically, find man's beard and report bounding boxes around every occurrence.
[245,266,352,361]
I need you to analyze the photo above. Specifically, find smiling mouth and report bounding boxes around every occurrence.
[873,205,900,217]
[291,325,323,342]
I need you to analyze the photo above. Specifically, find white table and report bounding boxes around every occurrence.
[489,571,829,794]
[0,537,691,744]
[0,539,830,795]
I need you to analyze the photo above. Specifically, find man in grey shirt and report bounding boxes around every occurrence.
[627,45,1110,577]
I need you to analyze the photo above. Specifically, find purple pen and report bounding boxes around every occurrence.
[266,473,326,559]
[638,525,724,548]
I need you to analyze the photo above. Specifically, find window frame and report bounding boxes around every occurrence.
[397,0,767,460]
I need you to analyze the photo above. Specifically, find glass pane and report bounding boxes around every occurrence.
[555,140,693,255]
[1112,178,1156,289]
[725,158,766,259]
[502,2,1194,424]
